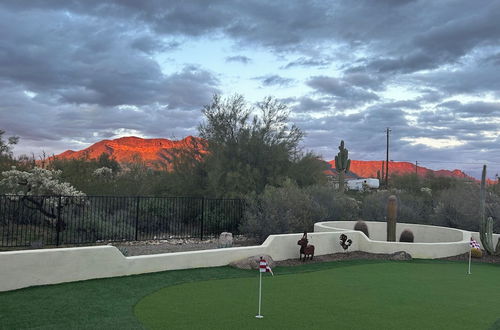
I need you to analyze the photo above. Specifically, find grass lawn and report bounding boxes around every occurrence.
[1,260,499,329]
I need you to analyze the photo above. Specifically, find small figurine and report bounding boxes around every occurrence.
[297,232,315,261]
[340,234,352,251]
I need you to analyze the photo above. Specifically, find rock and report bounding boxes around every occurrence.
[389,251,412,261]
[218,232,233,248]
[229,255,275,270]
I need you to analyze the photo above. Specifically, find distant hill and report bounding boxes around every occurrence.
[327,160,474,180]
[53,136,477,181]
[54,136,205,170]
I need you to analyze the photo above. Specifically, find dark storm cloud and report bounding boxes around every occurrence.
[254,75,294,87]
[485,52,500,65]
[0,8,167,107]
[437,100,500,119]
[225,56,252,64]
[306,76,379,109]
[1,0,500,175]
[161,66,220,109]
[290,97,332,113]
[414,60,500,96]
[282,57,331,69]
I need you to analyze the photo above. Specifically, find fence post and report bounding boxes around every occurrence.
[56,195,62,246]
[200,197,205,241]
[135,196,140,241]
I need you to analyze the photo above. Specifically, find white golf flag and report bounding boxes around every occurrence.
[259,258,273,276]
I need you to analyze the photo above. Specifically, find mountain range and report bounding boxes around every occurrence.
[327,160,473,180]
[54,136,474,180]
[55,136,205,170]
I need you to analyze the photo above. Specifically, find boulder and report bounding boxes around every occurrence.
[229,255,275,270]
[389,251,412,261]
[218,232,233,248]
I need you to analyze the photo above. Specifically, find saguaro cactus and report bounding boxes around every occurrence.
[479,165,500,255]
[335,140,351,193]
[387,195,397,242]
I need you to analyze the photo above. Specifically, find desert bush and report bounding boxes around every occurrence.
[399,229,414,242]
[65,210,135,243]
[362,190,433,225]
[361,191,390,221]
[305,184,359,220]
[432,184,479,231]
[330,196,360,220]
[240,180,327,243]
[354,220,369,238]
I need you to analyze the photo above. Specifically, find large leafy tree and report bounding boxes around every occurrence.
[198,94,324,197]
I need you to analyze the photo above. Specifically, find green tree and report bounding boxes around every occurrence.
[0,130,19,172]
[198,94,320,197]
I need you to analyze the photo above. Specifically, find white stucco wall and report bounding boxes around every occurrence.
[0,232,347,292]
[315,221,466,243]
[1,222,497,292]
[315,221,472,258]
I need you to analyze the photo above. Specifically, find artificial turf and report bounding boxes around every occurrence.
[0,260,499,329]
[135,261,500,330]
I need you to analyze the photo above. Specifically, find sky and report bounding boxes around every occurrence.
[0,0,499,179]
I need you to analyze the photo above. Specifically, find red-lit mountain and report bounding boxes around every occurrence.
[54,136,205,170]
[54,136,475,180]
[327,160,473,180]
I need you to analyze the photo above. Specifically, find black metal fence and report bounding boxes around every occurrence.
[0,195,244,247]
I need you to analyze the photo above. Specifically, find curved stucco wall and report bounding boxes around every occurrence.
[315,221,500,260]
[315,221,466,243]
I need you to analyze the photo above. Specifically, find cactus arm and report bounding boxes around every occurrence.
[478,165,499,255]
[335,140,350,194]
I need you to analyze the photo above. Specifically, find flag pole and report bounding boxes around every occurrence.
[256,271,263,318]
[467,247,471,275]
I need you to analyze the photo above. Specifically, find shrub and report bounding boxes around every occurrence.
[399,229,414,242]
[354,220,369,238]
[330,196,360,220]
[305,185,360,220]
[240,180,327,243]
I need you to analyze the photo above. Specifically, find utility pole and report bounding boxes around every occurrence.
[385,128,391,188]
[415,160,418,176]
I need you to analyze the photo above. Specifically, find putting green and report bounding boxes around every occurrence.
[135,262,500,330]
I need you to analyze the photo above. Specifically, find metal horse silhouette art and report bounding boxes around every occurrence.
[297,232,315,261]
[340,234,353,251]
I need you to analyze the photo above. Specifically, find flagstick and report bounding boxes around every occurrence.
[256,272,263,318]
[467,248,471,275]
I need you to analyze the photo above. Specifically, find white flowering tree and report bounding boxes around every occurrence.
[0,167,86,227]
[92,167,114,181]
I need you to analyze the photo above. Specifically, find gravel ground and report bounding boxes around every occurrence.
[111,236,258,256]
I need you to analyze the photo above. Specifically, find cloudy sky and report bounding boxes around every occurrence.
[1,0,499,178]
